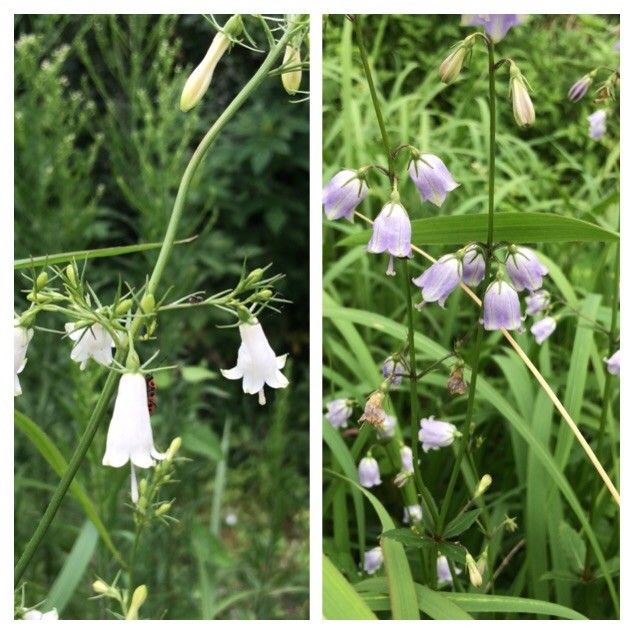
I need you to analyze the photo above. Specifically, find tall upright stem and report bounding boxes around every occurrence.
[437,37,496,533]
[353,17,395,179]
[14,24,299,587]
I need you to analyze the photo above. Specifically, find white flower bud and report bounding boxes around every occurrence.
[509,63,534,127]
[281,45,302,95]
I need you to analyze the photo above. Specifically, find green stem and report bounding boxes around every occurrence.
[353,17,394,178]
[436,36,496,534]
[14,24,298,587]
[584,242,619,571]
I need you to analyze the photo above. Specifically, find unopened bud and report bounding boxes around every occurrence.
[474,474,492,498]
[140,293,155,316]
[466,553,482,587]
[65,264,77,286]
[281,45,302,95]
[477,549,488,577]
[245,268,264,286]
[504,515,518,532]
[155,502,172,516]
[165,437,182,461]
[253,289,273,302]
[115,298,133,316]
[35,271,48,290]
[92,579,110,594]
[139,478,148,496]
[125,585,148,620]
[509,62,535,127]
[180,15,242,112]
[439,44,467,84]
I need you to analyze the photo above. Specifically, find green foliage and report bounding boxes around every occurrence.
[323,14,619,620]
[15,14,308,620]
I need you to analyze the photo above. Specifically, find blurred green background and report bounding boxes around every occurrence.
[323,14,619,619]
[14,14,308,619]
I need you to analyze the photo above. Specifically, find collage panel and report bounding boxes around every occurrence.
[322,13,620,620]
[14,13,309,620]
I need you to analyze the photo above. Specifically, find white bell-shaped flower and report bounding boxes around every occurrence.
[65,322,115,370]
[23,608,58,620]
[102,372,164,502]
[221,320,288,405]
[14,325,34,397]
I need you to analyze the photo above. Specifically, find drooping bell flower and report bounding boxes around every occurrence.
[588,110,607,139]
[14,324,34,397]
[530,316,556,344]
[377,413,397,439]
[23,609,58,620]
[403,504,423,525]
[325,398,352,429]
[382,357,405,385]
[221,319,288,406]
[65,322,115,370]
[322,170,369,221]
[437,555,460,586]
[408,154,459,207]
[102,372,165,503]
[367,201,412,276]
[466,553,483,587]
[461,14,524,42]
[412,254,462,308]
[505,246,548,291]
[363,546,384,574]
[281,44,302,95]
[483,279,523,331]
[461,244,486,287]
[419,417,459,452]
[568,73,594,102]
[604,349,620,376]
[358,456,382,488]
[509,62,535,127]
[400,445,414,473]
[525,289,550,316]
[180,15,242,112]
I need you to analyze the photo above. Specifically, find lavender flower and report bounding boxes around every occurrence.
[568,74,593,102]
[531,316,556,344]
[505,246,549,292]
[412,254,462,308]
[400,445,414,473]
[588,110,607,139]
[358,456,382,488]
[418,417,459,452]
[461,244,486,287]
[403,504,423,525]
[483,280,523,331]
[604,349,620,376]
[382,357,405,385]
[461,14,524,42]
[525,289,550,316]
[322,170,369,221]
[408,154,459,207]
[363,547,384,574]
[437,555,460,586]
[378,414,397,439]
[367,201,412,276]
[325,399,352,429]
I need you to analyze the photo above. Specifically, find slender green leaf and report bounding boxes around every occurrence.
[42,520,98,614]
[14,235,197,269]
[443,509,481,539]
[323,555,377,620]
[14,410,121,563]
[338,212,619,247]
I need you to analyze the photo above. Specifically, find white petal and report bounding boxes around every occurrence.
[221,365,243,380]
[276,354,288,369]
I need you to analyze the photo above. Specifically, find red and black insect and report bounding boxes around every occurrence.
[146,374,157,415]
